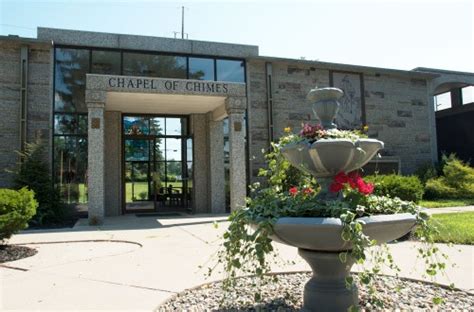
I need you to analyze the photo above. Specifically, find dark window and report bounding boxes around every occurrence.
[54,114,87,135]
[54,48,90,112]
[188,57,214,80]
[91,50,121,75]
[123,53,186,78]
[216,59,245,83]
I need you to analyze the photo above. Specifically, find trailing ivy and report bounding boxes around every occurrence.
[209,132,449,308]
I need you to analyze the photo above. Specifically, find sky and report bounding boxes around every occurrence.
[0,0,473,72]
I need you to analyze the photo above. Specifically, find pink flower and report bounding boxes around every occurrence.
[303,187,314,195]
[299,123,325,140]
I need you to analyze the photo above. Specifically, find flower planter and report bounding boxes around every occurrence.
[221,86,432,312]
[269,213,416,311]
[281,139,384,178]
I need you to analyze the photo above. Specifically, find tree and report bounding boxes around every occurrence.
[14,140,63,225]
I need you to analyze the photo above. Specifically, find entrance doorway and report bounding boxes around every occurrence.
[122,115,193,213]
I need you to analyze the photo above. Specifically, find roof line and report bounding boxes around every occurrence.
[250,55,439,79]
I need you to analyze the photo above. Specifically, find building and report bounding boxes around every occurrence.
[1,27,473,224]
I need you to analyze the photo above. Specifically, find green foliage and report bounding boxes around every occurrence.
[258,140,315,190]
[419,198,474,208]
[442,154,474,187]
[365,174,424,203]
[13,141,63,225]
[415,162,439,185]
[0,188,38,243]
[210,134,448,308]
[430,212,474,245]
[424,155,474,200]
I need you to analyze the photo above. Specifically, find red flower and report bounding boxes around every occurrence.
[358,182,374,195]
[348,172,362,189]
[355,176,366,190]
[329,171,374,195]
[329,182,344,193]
[303,187,314,195]
[289,186,298,196]
[334,172,349,184]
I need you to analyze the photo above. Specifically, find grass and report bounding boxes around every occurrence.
[125,181,190,202]
[419,198,474,208]
[430,212,474,245]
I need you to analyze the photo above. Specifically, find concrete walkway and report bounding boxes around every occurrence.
[1,214,473,311]
[427,205,474,214]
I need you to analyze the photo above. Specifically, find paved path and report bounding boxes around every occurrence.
[427,205,474,214]
[1,214,473,311]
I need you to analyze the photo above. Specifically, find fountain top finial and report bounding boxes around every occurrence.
[307,87,344,130]
[306,87,343,103]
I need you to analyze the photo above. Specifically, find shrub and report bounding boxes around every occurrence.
[441,155,474,189]
[0,188,38,243]
[13,141,63,225]
[424,179,459,199]
[424,154,474,199]
[365,174,424,203]
[414,162,439,185]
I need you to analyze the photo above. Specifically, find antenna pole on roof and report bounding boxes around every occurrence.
[181,6,184,39]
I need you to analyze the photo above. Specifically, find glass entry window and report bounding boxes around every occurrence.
[123,116,192,212]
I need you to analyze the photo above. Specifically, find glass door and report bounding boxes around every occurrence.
[124,138,154,211]
[123,115,192,213]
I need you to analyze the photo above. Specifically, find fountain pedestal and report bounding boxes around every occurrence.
[298,249,357,311]
[263,86,416,311]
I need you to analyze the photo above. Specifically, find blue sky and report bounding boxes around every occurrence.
[1,0,472,72]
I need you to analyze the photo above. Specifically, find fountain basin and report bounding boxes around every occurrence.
[268,213,416,251]
[281,138,384,178]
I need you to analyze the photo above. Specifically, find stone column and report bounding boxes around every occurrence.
[207,113,225,213]
[225,97,247,211]
[190,114,209,213]
[86,91,106,225]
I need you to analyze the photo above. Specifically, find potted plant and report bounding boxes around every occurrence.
[212,87,446,311]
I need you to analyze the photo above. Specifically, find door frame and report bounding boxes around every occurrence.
[121,113,192,214]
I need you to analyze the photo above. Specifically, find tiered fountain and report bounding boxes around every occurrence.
[270,87,416,311]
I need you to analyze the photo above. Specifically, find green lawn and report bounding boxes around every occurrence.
[125,181,190,202]
[126,182,149,202]
[430,212,474,245]
[419,198,474,208]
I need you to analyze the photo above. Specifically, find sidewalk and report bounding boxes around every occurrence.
[427,205,474,215]
[1,214,473,311]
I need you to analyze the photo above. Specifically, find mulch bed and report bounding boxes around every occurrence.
[0,244,37,263]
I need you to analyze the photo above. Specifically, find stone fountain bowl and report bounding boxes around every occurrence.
[268,213,416,251]
[281,138,384,178]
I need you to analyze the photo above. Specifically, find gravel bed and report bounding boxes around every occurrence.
[0,244,37,263]
[158,272,474,311]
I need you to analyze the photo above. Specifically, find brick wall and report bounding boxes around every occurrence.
[247,59,434,183]
[0,40,52,187]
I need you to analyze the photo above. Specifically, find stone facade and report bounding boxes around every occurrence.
[2,28,472,219]
[0,39,52,187]
[246,59,436,181]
